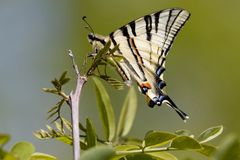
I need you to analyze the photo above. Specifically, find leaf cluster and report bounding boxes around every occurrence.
[42,71,70,125]
[87,41,125,90]
[36,74,238,160]
[79,79,226,160]
[37,44,240,160]
[0,134,56,160]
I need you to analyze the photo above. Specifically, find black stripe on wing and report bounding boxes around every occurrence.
[162,9,184,56]
[144,15,152,41]
[165,9,173,39]
[110,28,146,81]
[154,11,161,33]
[110,32,117,45]
[129,22,137,36]
[120,26,147,81]
[109,8,190,59]
[114,60,131,81]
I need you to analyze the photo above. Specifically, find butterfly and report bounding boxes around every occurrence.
[88,8,190,121]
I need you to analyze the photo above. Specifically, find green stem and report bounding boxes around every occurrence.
[116,147,177,156]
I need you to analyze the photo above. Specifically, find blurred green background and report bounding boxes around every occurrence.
[1,0,240,159]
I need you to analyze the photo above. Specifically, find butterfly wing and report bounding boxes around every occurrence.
[112,36,188,120]
[88,8,190,120]
[110,8,190,56]
[109,8,190,85]
[108,8,190,120]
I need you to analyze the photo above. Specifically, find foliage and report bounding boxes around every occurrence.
[34,44,240,159]
[33,71,240,160]
[0,134,56,160]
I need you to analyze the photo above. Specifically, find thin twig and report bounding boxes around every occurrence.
[68,50,80,77]
[68,50,87,160]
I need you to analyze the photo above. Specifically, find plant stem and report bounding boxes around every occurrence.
[68,50,87,160]
[70,77,86,160]
[116,147,175,156]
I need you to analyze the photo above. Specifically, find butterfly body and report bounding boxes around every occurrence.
[88,8,190,121]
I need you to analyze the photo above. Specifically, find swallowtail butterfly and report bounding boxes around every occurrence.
[88,8,190,121]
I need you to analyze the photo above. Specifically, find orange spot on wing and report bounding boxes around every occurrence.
[140,82,152,89]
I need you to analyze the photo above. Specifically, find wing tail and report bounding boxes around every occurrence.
[163,95,189,122]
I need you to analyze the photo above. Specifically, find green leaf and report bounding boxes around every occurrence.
[30,152,57,160]
[79,122,87,133]
[197,144,216,157]
[46,125,54,133]
[10,142,35,160]
[51,79,61,91]
[109,44,120,56]
[121,137,143,146]
[115,145,140,151]
[170,136,202,150]
[56,136,73,145]
[86,118,97,148]
[47,105,58,114]
[146,152,177,160]
[105,57,118,67]
[99,75,124,90]
[93,77,116,141]
[59,71,70,86]
[60,78,70,86]
[143,131,176,147]
[117,87,137,138]
[197,125,223,143]
[87,41,111,76]
[81,146,115,160]
[175,129,194,138]
[113,145,140,160]
[55,122,63,132]
[3,153,17,160]
[47,99,64,121]
[59,71,68,82]
[112,54,124,62]
[0,134,10,147]
[42,88,58,94]
[0,148,7,159]
[80,140,88,151]
[110,155,126,160]
[62,118,73,132]
[214,134,240,160]
[95,41,111,61]
[126,153,158,160]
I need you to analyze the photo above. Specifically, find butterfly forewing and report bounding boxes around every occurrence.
[110,9,190,57]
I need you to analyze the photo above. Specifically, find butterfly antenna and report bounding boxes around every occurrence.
[81,16,96,72]
[82,16,95,35]
[164,95,189,122]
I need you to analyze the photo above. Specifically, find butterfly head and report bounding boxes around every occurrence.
[88,33,107,56]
